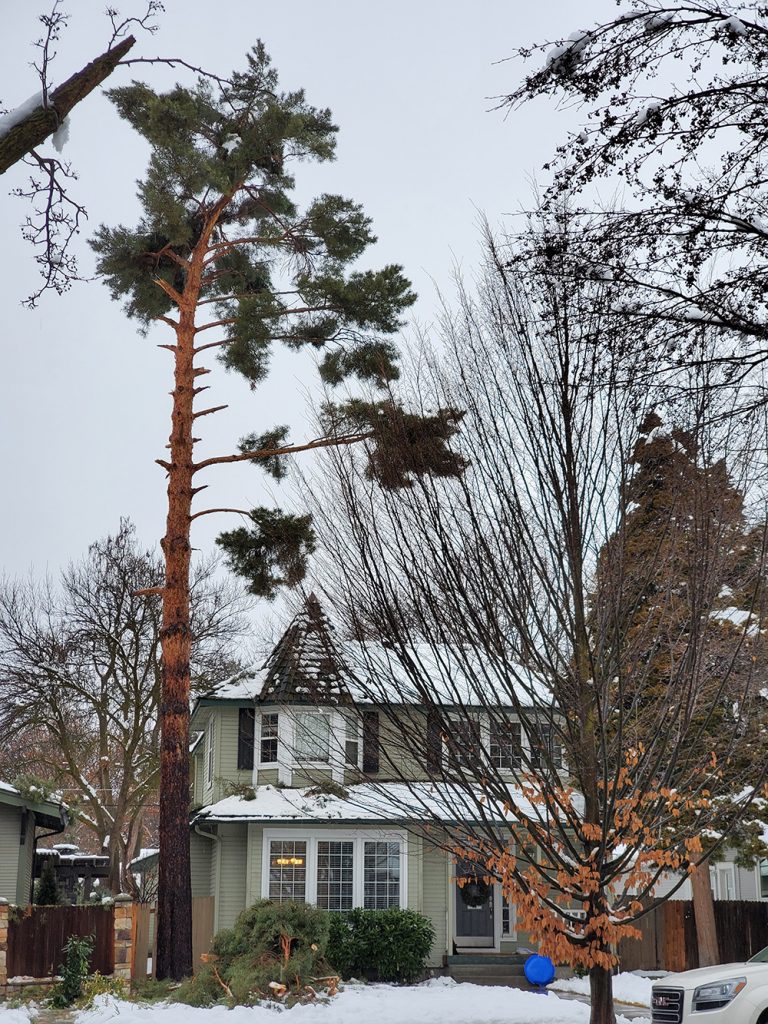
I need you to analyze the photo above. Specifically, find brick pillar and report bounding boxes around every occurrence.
[112,894,133,983]
[0,899,8,991]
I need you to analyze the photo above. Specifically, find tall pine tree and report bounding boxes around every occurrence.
[91,45,462,979]
[592,413,768,963]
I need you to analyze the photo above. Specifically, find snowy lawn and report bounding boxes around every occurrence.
[551,972,652,1007]
[0,980,650,1024]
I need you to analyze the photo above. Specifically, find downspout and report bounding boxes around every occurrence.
[194,822,221,931]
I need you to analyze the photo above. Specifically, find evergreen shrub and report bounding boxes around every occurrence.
[327,908,435,984]
[176,900,334,1007]
[34,858,62,905]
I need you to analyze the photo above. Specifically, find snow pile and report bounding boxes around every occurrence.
[57,983,649,1024]
[0,1009,38,1024]
[52,115,70,153]
[552,971,652,1007]
[0,91,44,140]
[196,779,583,827]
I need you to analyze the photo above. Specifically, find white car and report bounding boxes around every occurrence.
[652,949,768,1023]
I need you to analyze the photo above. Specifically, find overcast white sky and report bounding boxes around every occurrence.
[0,0,612,587]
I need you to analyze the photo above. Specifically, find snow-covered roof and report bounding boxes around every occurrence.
[194,781,578,826]
[129,847,159,870]
[0,778,67,828]
[343,642,551,708]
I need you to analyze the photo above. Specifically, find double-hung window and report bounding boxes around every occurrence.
[294,712,331,762]
[264,832,405,910]
[260,712,279,764]
[363,840,401,909]
[316,841,354,910]
[489,720,522,770]
[268,840,307,901]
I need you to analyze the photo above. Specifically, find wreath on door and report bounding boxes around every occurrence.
[459,878,491,908]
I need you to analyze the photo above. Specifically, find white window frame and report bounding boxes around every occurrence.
[258,710,280,766]
[758,860,768,900]
[293,710,333,764]
[262,828,408,910]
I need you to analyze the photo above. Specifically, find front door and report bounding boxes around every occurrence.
[454,860,495,948]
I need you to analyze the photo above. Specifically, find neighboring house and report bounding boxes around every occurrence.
[135,595,561,969]
[34,844,110,903]
[0,780,68,904]
[657,849,767,903]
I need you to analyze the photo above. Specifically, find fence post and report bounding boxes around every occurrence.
[112,894,133,984]
[0,899,8,992]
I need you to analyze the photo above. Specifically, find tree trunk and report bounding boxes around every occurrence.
[155,280,198,981]
[0,36,135,175]
[589,964,616,1024]
[691,861,719,967]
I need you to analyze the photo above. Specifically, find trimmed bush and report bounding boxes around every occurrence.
[176,900,334,1007]
[327,908,435,984]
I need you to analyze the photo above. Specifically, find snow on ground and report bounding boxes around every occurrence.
[552,972,652,1007]
[0,981,650,1024]
[0,1009,37,1024]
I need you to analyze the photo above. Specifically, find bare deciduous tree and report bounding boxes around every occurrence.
[306,222,768,1024]
[0,519,250,892]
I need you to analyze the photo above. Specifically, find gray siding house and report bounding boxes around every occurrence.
[155,595,560,968]
[0,781,68,904]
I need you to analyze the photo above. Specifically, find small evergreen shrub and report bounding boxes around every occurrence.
[175,900,335,1007]
[49,935,94,1007]
[327,908,435,984]
[34,859,62,905]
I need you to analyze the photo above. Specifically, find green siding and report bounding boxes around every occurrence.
[246,824,263,905]
[0,804,21,903]
[256,768,279,786]
[216,708,254,796]
[190,831,213,897]
[422,840,449,966]
[216,823,248,930]
[16,812,35,904]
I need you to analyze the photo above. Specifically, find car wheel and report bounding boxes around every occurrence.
[757,1010,768,1024]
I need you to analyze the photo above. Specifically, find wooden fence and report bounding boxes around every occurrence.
[618,900,768,972]
[7,904,115,978]
[131,896,214,980]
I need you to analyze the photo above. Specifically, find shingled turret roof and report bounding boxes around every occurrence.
[258,593,352,704]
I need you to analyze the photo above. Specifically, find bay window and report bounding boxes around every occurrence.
[363,840,401,909]
[260,712,279,764]
[294,711,331,762]
[264,831,405,910]
[268,839,307,901]
[316,840,354,910]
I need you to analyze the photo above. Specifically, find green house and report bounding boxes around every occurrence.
[0,781,68,904]
[162,596,558,968]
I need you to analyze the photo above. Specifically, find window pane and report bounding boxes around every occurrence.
[490,721,521,770]
[260,712,279,764]
[316,841,354,912]
[364,841,400,909]
[761,861,768,899]
[447,717,481,768]
[269,840,307,902]
[294,713,330,762]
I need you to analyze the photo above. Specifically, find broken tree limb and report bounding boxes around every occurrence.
[0,35,135,175]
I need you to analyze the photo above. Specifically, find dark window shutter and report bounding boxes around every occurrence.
[426,709,442,774]
[237,708,256,770]
[362,711,380,774]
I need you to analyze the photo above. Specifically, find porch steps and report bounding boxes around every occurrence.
[446,954,531,988]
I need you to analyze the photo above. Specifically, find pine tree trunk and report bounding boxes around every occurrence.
[691,861,719,967]
[155,278,198,981]
[589,964,616,1024]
